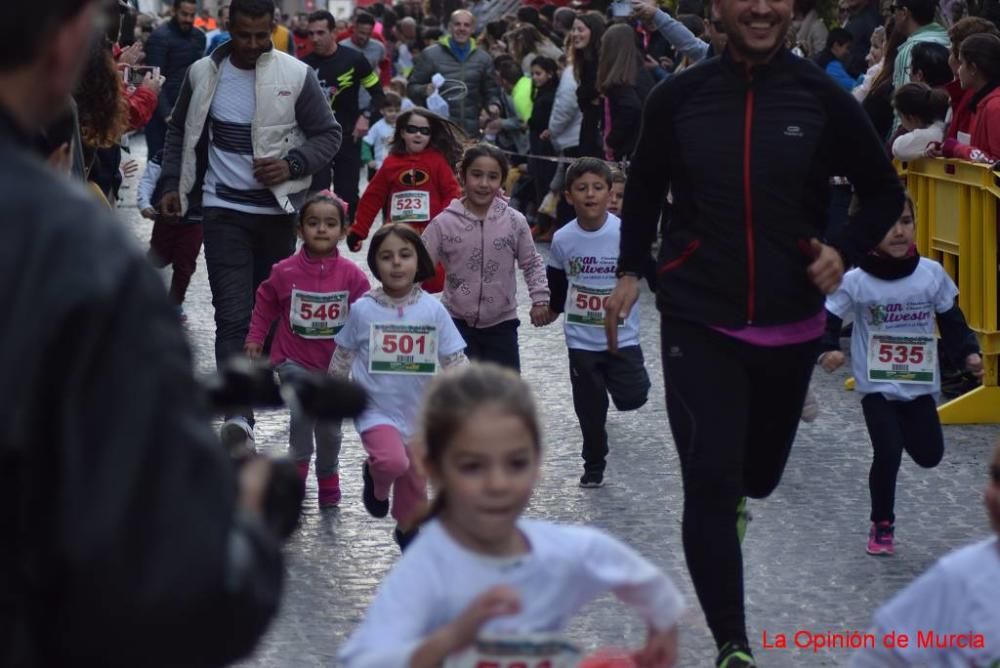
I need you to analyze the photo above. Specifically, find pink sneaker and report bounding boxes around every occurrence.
[295,460,310,483]
[318,473,341,508]
[867,521,894,556]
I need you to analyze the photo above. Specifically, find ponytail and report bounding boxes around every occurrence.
[892,82,950,125]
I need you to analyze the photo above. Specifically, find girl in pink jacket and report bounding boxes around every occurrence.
[244,192,370,507]
[421,144,553,372]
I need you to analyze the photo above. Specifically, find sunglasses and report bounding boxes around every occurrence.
[403,124,432,136]
[992,465,1000,484]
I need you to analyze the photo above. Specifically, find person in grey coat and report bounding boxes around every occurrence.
[407,9,501,137]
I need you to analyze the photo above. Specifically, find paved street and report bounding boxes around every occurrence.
[117,138,998,666]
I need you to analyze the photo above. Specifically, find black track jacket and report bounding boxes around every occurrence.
[619,49,905,328]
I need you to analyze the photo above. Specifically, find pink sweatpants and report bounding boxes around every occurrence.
[360,424,426,524]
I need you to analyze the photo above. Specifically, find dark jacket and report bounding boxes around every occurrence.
[576,57,602,157]
[620,49,904,328]
[406,36,501,137]
[843,2,881,79]
[145,18,206,114]
[0,108,281,667]
[604,67,655,160]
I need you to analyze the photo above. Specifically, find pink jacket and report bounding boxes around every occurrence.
[247,248,370,370]
[422,197,549,328]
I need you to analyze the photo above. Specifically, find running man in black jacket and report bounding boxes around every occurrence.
[0,2,284,665]
[604,0,904,663]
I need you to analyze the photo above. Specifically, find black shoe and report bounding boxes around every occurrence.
[716,641,756,667]
[394,526,419,551]
[362,461,389,518]
[579,471,605,488]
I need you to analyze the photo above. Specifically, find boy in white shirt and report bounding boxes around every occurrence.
[361,91,401,179]
[546,157,651,488]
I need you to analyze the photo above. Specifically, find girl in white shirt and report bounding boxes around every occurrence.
[891,83,950,161]
[818,194,983,557]
[329,224,467,549]
[339,363,684,668]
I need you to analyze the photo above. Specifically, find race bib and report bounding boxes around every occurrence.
[290,289,349,339]
[369,323,438,374]
[566,284,622,328]
[867,332,937,384]
[390,190,430,224]
[445,634,582,668]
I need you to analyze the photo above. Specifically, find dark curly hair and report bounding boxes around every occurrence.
[73,42,129,149]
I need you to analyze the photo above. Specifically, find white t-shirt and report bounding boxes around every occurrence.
[333,290,466,438]
[850,537,1000,668]
[363,118,395,169]
[338,518,685,668]
[548,214,640,352]
[825,258,958,400]
[203,58,284,215]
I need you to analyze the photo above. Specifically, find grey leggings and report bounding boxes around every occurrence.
[276,361,343,477]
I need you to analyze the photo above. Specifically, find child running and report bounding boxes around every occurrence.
[547,157,651,488]
[138,149,204,321]
[244,192,370,506]
[608,166,626,217]
[346,108,464,293]
[819,193,983,555]
[338,363,684,668]
[329,224,467,548]
[362,91,402,179]
[421,143,553,372]
[850,438,1000,667]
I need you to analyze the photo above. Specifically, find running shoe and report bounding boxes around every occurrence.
[220,417,255,459]
[866,521,895,556]
[317,473,341,508]
[736,496,752,544]
[579,471,605,488]
[716,641,757,667]
[362,461,389,518]
[394,525,419,551]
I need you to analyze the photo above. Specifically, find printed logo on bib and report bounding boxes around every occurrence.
[390,190,430,224]
[369,323,438,374]
[566,284,623,328]
[290,289,349,339]
[444,634,582,668]
[867,332,937,384]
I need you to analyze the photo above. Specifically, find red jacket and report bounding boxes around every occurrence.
[944,86,1000,163]
[350,149,461,239]
[126,87,158,131]
[945,79,974,140]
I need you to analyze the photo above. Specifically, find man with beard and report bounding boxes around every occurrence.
[605,0,904,664]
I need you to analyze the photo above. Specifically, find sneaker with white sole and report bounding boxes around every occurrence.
[220,417,255,459]
[867,521,895,556]
[579,471,605,488]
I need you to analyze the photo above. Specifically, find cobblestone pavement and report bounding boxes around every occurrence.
[117,138,998,666]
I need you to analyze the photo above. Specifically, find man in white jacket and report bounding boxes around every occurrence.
[160,0,342,450]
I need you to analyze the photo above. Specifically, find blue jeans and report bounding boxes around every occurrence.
[202,206,296,422]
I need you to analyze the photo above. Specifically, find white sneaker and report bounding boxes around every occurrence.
[800,386,819,423]
[220,417,256,458]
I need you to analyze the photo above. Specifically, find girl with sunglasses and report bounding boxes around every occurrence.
[347,108,465,293]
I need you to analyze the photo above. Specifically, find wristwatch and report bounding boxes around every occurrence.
[284,155,305,179]
[615,268,640,279]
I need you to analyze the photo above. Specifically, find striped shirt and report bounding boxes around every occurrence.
[203,58,284,215]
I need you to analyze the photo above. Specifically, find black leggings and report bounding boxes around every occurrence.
[861,393,943,524]
[661,316,818,649]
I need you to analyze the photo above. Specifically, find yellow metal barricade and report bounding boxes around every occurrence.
[899,158,1000,424]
